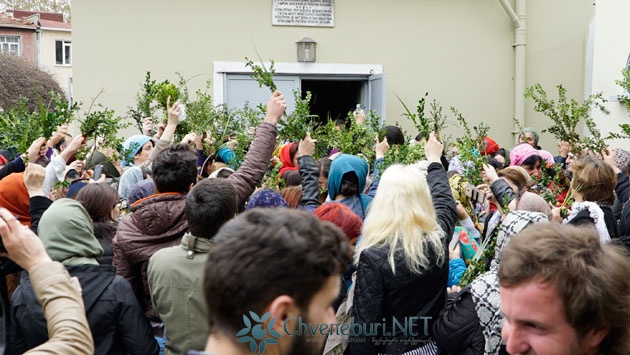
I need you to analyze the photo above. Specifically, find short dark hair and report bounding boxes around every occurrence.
[53,133,72,151]
[499,223,630,355]
[152,143,197,193]
[186,179,237,239]
[204,208,352,335]
[384,125,405,146]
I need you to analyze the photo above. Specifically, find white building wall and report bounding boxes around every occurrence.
[72,0,595,149]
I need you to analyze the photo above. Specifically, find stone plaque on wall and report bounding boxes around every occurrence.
[272,0,334,27]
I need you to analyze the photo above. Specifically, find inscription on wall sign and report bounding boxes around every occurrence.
[272,0,334,27]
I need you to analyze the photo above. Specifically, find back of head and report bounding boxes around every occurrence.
[280,185,302,208]
[571,155,616,205]
[245,189,288,210]
[0,172,30,225]
[499,166,532,192]
[152,143,197,193]
[499,223,630,354]
[186,179,237,239]
[76,183,119,223]
[128,179,156,205]
[508,191,551,218]
[328,154,369,200]
[314,203,362,241]
[38,198,103,264]
[384,125,405,146]
[357,164,443,275]
[203,208,352,335]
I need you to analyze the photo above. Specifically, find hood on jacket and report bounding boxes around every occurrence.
[328,154,369,200]
[38,198,103,266]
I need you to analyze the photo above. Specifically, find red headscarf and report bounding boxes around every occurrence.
[0,172,31,226]
[279,142,299,178]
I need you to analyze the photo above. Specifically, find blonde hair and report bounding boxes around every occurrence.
[355,164,445,275]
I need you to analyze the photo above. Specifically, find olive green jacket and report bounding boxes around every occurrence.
[148,234,211,355]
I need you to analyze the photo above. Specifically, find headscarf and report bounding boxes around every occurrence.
[521,127,539,147]
[327,154,369,201]
[38,198,103,266]
[470,211,548,354]
[279,142,299,178]
[245,189,289,210]
[121,135,152,167]
[509,191,552,219]
[481,137,500,156]
[509,143,540,167]
[0,154,7,165]
[0,172,30,226]
[615,148,630,172]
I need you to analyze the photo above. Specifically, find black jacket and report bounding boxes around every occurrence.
[569,205,619,240]
[9,264,158,355]
[346,162,457,354]
[432,286,485,354]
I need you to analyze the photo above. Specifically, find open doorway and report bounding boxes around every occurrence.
[301,79,364,125]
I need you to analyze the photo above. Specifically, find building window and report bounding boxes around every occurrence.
[0,36,20,56]
[55,40,71,65]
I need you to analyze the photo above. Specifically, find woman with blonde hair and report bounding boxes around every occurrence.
[347,133,457,355]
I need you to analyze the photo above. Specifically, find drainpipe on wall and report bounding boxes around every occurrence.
[36,27,41,68]
[499,0,526,146]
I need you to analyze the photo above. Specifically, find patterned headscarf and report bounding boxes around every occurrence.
[615,148,630,172]
[470,211,548,354]
[245,189,288,210]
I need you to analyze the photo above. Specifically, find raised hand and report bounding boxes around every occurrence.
[264,91,287,125]
[424,132,443,163]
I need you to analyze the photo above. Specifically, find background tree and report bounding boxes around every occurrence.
[0,0,71,22]
[0,53,65,112]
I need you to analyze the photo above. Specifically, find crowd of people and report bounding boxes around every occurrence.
[0,90,629,355]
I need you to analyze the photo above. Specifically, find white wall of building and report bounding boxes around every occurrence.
[73,0,595,149]
[589,0,630,148]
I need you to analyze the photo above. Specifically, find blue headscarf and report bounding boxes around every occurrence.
[327,154,372,218]
[121,135,152,167]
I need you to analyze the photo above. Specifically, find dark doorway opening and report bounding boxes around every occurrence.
[301,80,363,125]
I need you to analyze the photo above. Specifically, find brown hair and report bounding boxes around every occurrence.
[570,155,616,204]
[498,166,532,193]
[280,185,302,208]
[203,209,352,336]
[499,223,630,355]
[75,183,119,222]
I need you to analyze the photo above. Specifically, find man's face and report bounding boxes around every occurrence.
[285,276,340,355]
[500,280,599,355]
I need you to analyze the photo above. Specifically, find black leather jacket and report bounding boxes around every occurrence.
[346,162,457,354]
